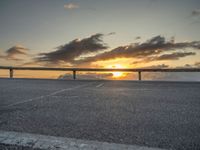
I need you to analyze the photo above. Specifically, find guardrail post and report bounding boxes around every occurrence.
[10,68,14,78]
[138,71,142,81]
[73,70,76,80]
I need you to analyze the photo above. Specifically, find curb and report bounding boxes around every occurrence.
[0,130,166,150]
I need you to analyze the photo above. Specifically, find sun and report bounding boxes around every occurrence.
[107,64,126,78]
[112,72,123,78]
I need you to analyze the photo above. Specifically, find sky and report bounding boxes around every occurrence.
[0,0,200,79]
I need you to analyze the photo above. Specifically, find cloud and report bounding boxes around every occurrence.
[64,3,79,9]
[175,62,200,69]
[146,52,196,61]
[194,62,200,67]
[192,9,200,17]
[76,35,200,64]
[6,45,28,57]
[135,36,141,40]
[58,72,113,80]
[30,35,200,67]
[107,32,116,36]
[0,45,29,61]
[36,33,108,65]
[141,64,169,69]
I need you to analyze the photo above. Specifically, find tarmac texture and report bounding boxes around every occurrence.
[0,78,200,150]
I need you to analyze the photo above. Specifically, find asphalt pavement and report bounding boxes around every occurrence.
[0,78,200,150]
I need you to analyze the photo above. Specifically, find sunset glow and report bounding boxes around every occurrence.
[0,0,200,80]
[1,2,200,149]
[107,64,126,78]
[112,72,124,78]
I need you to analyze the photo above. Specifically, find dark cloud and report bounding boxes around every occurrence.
[185,64,192,68]
[135,36,141,40]
[6,45,28,56]
[194,62,200,67]
[36,33,108,64]
[141,64,169,69]
[180,64,194,68]
[29,35,200,67]
[107,32,116,36]
[175,62,200,69]
[76,35,200,64]
[192,9,200,17]
[132,52,195,64]
[148,52,196,61]
[0,45,29,61]
[186,62,200,68]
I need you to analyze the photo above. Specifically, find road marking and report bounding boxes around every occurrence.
[0,130,166,150]
[51,95,79,98]
[96,83,104,88]
[4,82,95,108]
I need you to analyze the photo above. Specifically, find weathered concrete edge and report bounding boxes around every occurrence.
[0,130,166,150]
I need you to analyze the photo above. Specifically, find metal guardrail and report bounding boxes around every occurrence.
[0,66,200,80]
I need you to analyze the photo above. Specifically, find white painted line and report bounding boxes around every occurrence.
[96,83,104,88]
[51,95,79,98]
[0,130,167,150]
[5,82,95,108]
